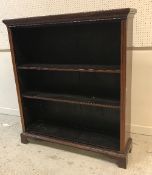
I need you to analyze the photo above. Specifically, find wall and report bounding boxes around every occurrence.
[0,1,152,135]
[132,50,152,135]
[0,51,19,116]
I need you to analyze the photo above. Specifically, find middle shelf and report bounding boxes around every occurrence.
[22,91,120,109]
[17,64,120,73]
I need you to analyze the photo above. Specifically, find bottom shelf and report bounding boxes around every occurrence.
[27,120,120,151]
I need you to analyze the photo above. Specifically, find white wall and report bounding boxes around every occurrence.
[131,50,152,135]
[0,52,19,116]
[0,1,152,135]
[1,1,152,48]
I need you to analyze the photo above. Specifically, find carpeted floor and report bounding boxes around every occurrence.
[0,114,152,175]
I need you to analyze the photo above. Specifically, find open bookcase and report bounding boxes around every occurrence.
[3,8,136,168]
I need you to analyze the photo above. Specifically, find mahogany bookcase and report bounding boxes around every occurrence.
[3,8,136,168]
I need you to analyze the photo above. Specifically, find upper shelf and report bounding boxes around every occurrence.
[3,8,136,27]
[17,64,120,73]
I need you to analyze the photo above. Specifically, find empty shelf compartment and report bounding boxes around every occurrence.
[27,120,120,150]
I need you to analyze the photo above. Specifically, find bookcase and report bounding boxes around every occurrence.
[3,8,136,168]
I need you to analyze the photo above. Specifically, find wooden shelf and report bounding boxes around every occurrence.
[22,91,120,109]
[27,120,120,150]
[18,64,120,73]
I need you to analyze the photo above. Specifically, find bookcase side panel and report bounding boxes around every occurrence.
[7,27,26,132]
[120,17,133,153]
[125,17,134,147]
[120,20,127,152]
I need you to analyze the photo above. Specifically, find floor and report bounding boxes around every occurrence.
[0,114,152,175]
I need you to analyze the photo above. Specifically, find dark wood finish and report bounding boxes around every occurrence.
[22,91,120,109]
[20,132,132,160]
[3,8,136,27]
[125,17,134,150]
[120,16,134,152]
[20,133,29,144]
[7,28,26,132]
[120,20,127,152]
[19,70,120,100]
[117,138,132,169]
[18,64,120,73]
[4,8,136,169]
[26,120,120,150]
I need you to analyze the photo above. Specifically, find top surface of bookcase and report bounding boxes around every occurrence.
[3,8,136,27]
